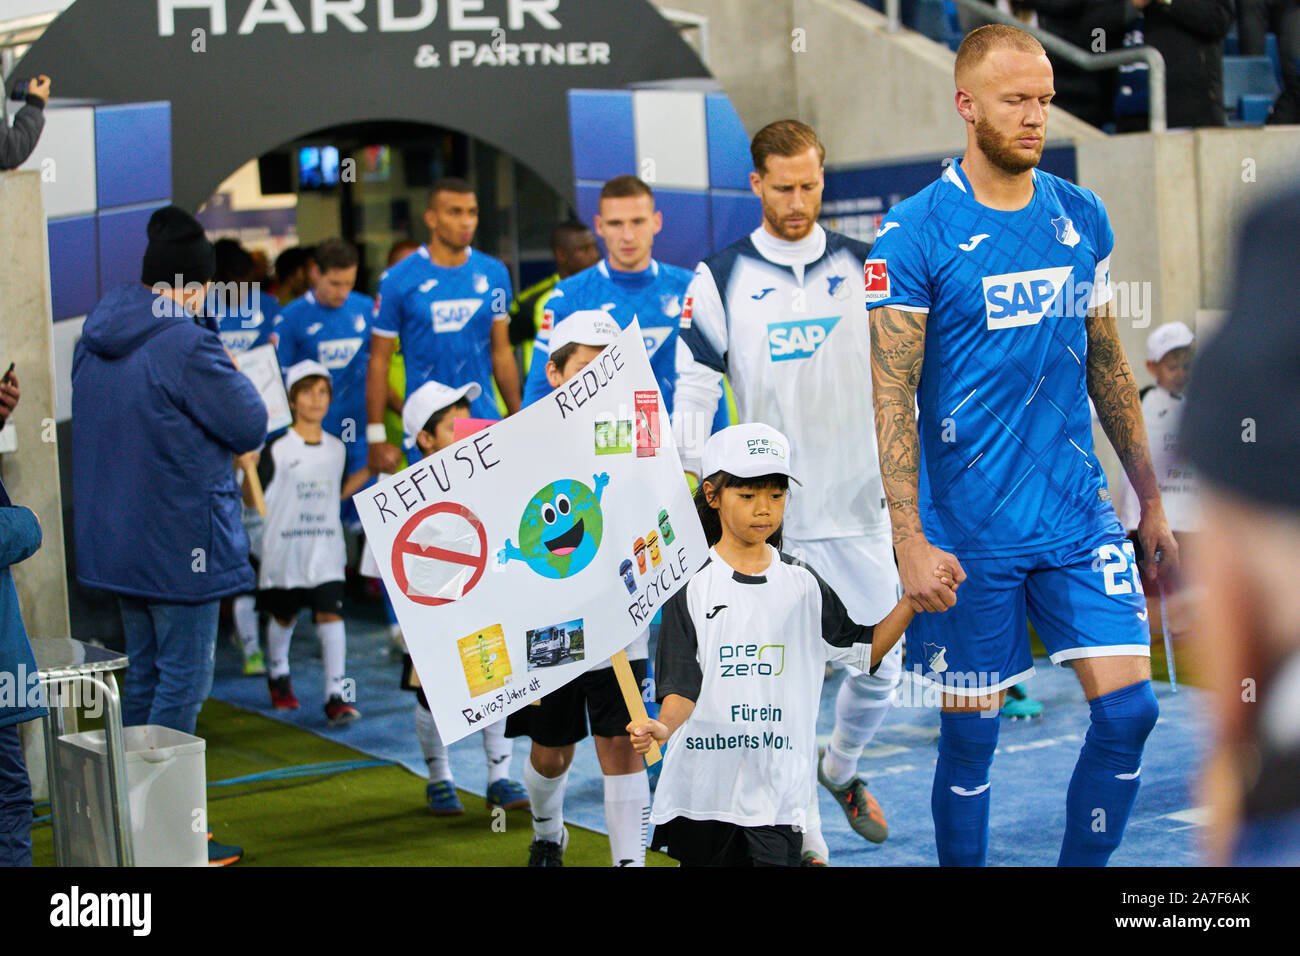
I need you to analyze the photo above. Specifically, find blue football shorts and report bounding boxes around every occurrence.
[906,524,1151,696]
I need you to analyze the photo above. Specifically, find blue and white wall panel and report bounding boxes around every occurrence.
[19,101,172,421]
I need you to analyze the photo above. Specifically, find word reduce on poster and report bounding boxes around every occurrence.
[355,321,706,744]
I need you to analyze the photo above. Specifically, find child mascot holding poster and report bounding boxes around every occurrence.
[397,379,530,816]
[504,310,656,868]
[254,361,371,726]
[629,424,957,866]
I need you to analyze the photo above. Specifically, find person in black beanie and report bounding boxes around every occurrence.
[0,75,49,172]
[72,205,268,865]
[1181,184,1300,866]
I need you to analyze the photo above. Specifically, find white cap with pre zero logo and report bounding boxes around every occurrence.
[402,380,483,442]
[701,423,801,484]
[1146,321,1195,363]
[285,360,332,393]
[547,309,621,357]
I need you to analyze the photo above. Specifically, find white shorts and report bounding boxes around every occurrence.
[784,532,901,625]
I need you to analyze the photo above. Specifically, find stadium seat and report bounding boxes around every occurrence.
[1239,93,1275,123]
[1223,55,1280,115]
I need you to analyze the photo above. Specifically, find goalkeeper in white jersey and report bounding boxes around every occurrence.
[672,121,901,863]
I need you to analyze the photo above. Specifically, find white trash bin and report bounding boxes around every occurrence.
[55,725,207,867]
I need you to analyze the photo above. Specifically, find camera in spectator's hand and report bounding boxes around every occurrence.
[9,80,30,102]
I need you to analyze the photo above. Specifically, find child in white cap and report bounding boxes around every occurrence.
[628,423,957,866]
[253,360,373,726]
[502,310,658,868]
[1116,321,1198,628]
[398,379,531,817]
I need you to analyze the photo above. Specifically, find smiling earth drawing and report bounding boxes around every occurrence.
[497,473,610,578]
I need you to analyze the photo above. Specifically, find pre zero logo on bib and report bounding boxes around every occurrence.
[982,267,1072,330]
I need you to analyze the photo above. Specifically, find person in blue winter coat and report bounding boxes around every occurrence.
[71,207,267,864]
[0,372,48,867]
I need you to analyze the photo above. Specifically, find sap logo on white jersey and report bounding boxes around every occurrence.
[430,298,482,333]
[982,267,1072,330]
[641,326,672,359]
[317,337,362,369]
[767,317,841,361]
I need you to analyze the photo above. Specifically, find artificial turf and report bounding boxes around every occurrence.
[31,699,675,867]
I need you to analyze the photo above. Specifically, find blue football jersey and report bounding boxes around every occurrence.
[373,246,512,421]
[869,162,1118,557]
[522,258,691,410]
[210,287,279,354]
[274,289,374,452]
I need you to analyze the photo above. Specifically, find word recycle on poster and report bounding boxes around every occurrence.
[356,320,706,743]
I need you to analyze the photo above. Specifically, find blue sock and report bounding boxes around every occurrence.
[1059,679,1159,866]
[932,711,1001,866]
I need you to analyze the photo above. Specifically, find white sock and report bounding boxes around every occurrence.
[414,702,451,783]
[481,719,513,783]
[802,780,829,861]
[823,661,899,785]
[266,617,295,678]
[524,757,567,843]
[232,594,259,657]
[317,619,347,700]
[604,771,650,867]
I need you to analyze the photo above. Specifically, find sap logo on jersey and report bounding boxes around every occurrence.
[430,298,482,333]
[767,317,841,361]
[221,330,261,353]
[317,337,362,368]
[982,267,1072,330]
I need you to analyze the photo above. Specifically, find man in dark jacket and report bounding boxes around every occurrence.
[0,75,49,171]
[0,374,47,867]
[1128,0,1234,128]
[72,206,267,738]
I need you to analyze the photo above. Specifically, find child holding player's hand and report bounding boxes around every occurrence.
[628,423,957,866]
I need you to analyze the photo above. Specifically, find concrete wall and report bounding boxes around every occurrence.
[654,0,1105,161]
[0,170,70,641]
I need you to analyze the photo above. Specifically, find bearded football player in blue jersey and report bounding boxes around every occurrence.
[869,25,1178,867]
[366,179,521,475]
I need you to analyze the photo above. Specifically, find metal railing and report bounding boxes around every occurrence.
[883,0,1167,132]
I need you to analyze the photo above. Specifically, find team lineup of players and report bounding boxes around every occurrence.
[225,23,1180,867]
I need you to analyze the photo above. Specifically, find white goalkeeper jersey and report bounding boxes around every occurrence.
[673,225,890,541]
[650,546,879,828]
[1116,385,1200,532]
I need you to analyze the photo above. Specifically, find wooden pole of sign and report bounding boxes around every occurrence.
[246,467,268,517]
[611,649,662,766]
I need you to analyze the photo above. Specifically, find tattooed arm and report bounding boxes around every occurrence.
[1085,301,1178,580]
[869,305,964,612]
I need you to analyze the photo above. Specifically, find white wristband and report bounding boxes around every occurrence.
[366,423,389,444]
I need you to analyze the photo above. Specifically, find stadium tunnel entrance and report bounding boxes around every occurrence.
[16,0,715,643]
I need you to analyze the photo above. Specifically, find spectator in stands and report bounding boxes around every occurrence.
[0,76,49,171]
[1238,0,1300,123]
[71,206,267,865]
[1122,0,1234,128]
[1182,184,1300,866]
[0,373,46,867]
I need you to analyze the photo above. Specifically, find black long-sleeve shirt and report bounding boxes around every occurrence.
[0,96,46,171]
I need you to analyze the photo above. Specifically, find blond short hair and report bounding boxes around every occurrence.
[954,24,1046,87]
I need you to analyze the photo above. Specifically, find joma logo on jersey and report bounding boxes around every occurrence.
[718,643,786,677]
[767,317,841,361]
[317,337,362,368]
[982,267,1072,330]
[430,298,483,333]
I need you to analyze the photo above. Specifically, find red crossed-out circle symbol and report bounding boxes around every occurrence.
[390,502,488,607]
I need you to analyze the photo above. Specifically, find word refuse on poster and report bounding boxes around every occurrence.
[355,320,707,744]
